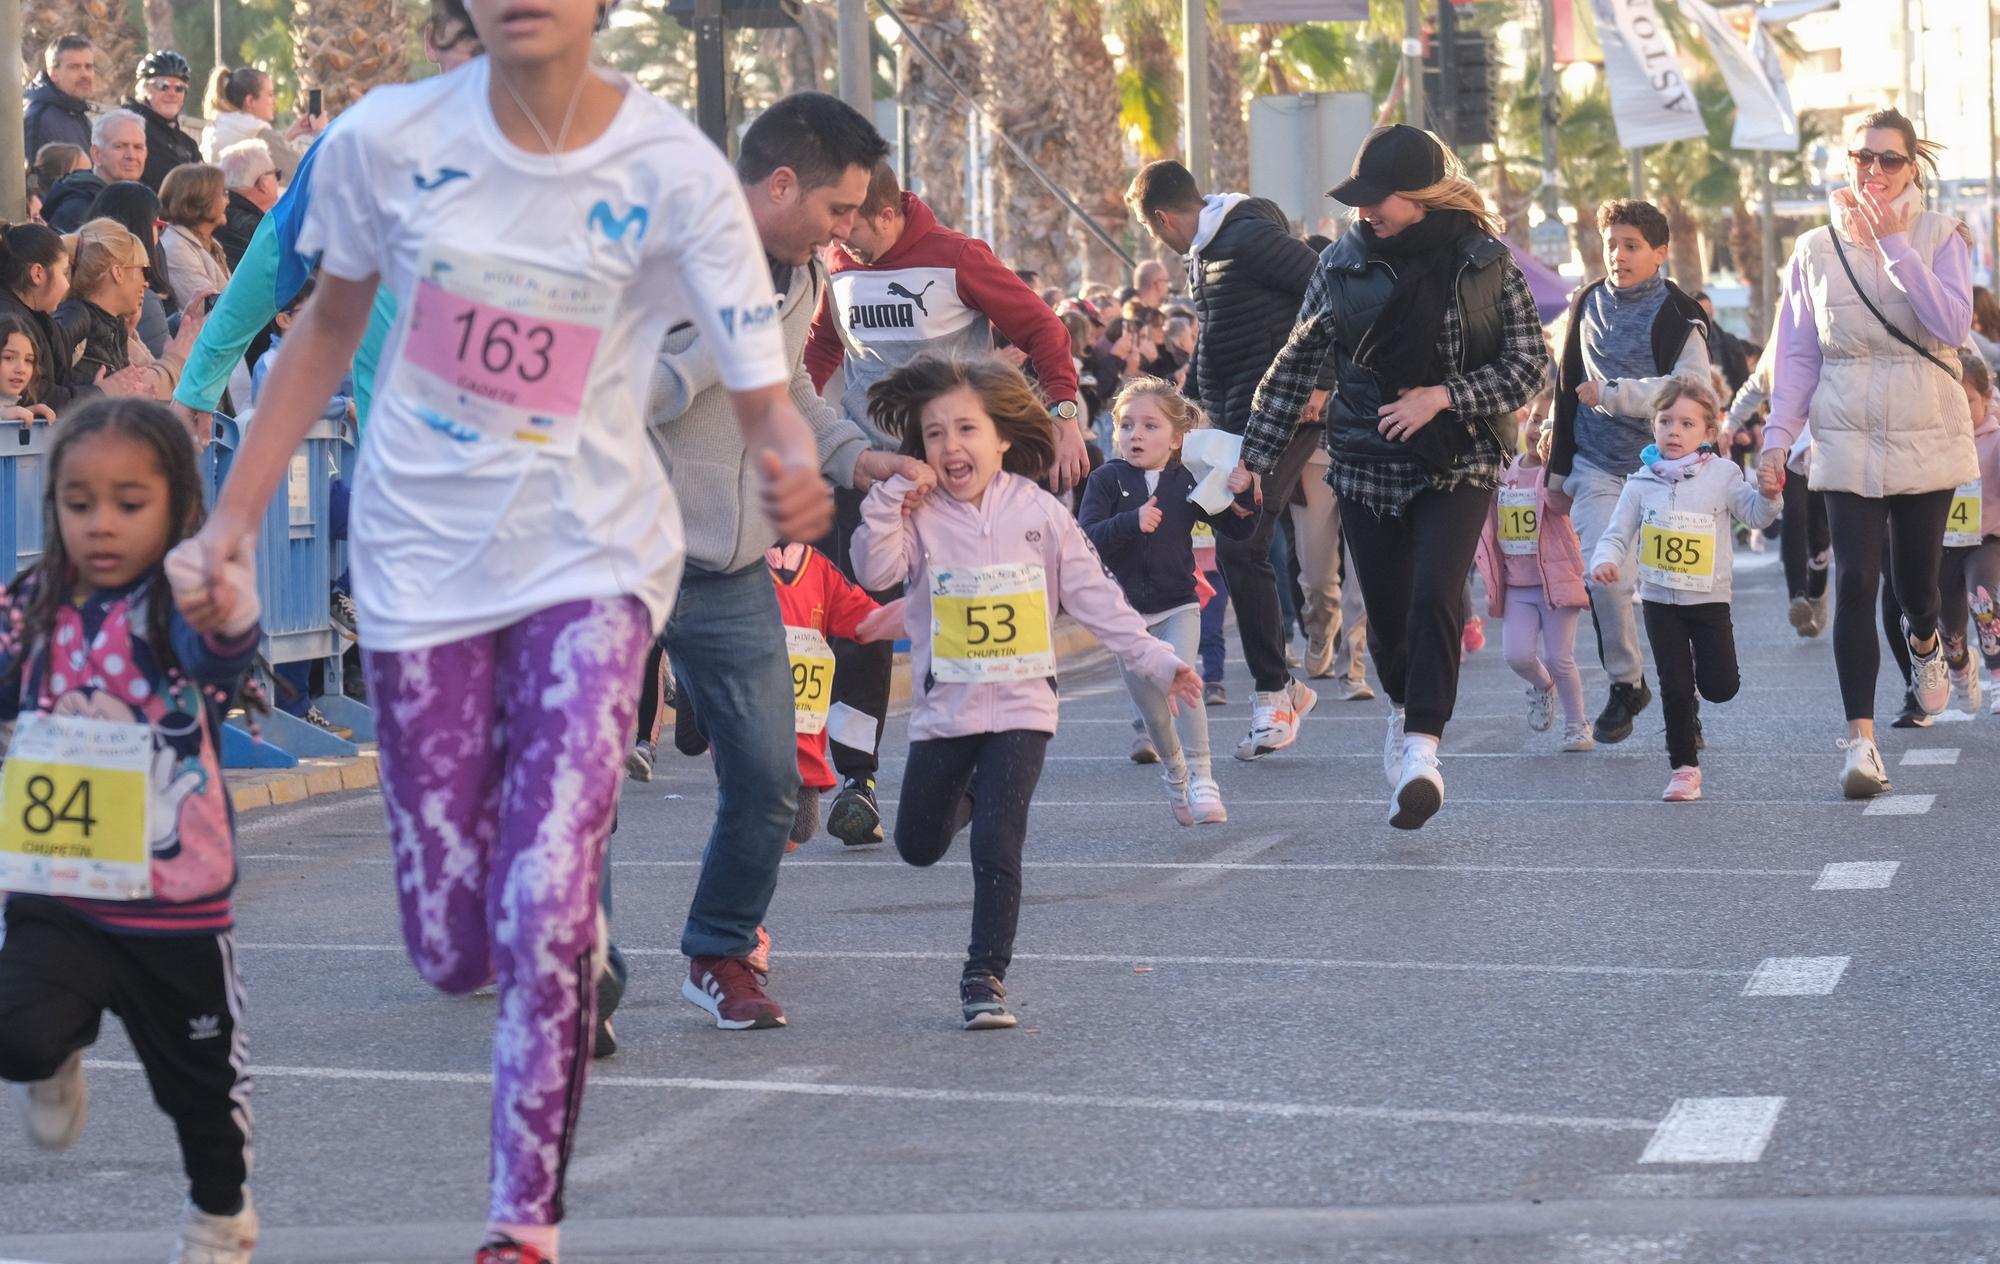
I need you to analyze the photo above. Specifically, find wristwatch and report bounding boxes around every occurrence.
[1051,399,1081,424]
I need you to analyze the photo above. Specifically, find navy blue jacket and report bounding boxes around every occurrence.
[1078,459,1256,616]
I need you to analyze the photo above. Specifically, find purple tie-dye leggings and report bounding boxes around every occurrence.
[362,596,648,1225]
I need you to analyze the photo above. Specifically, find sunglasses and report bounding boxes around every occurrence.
[148,79,187,94]
[1848,148,1911,173]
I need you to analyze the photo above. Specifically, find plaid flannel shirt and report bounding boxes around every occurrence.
[1241,254,1550,514]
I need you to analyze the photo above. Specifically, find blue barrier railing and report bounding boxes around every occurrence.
[0,419,54,577]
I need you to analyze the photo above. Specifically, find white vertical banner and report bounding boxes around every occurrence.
[1675,0,1796,151]
[1589,0,1710,149]
[1743,18,1802,149]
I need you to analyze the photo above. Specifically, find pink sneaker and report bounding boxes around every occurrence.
[1461,615,1486,654]
[1661,767,1703,802]
[746,925,772,977]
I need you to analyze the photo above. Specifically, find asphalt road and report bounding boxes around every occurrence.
[5,549,2000,1263]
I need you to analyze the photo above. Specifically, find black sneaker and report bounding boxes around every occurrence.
[826,776,883,846]
[1891,688,1934,729]
[1592,679,1652,744]
[329,588,359,640]
[789,787,819,851]
[673,695,709,757]
[593,967,624,1059]
[960,975,1017,1030]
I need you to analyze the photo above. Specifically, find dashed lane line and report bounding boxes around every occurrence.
[1813,861,1901,890]
[1899,748,1960,766]
[1639,1096,1786,1163]
[1741,956,1850,996]
[1863,794,1936,816]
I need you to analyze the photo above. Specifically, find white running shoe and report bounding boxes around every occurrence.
[1383,709,1406,785]
[12,1049,85,1151]
[1952,661,1985,714]
[1235,679,1317,760]
[1990,671,2000,715]
[1526,684,1556,733]
[1905,618,1950,715]
[1305,635,1336,679]
[1165,774,1193,827]
[1335,677,1376,702]
[172,1193,258,1264]
[1838,737,1891,799]
[1388,744,1444,830]
[1559,722,1595,752]
[1187,776,1228,824]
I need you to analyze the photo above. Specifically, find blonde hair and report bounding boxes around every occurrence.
[67,217,147,297]
[1398,144,1505,238]
[1111,375,1208,436]
[1654,378,1722,434]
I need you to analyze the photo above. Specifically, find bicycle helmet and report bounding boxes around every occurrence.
[136,50,192,82]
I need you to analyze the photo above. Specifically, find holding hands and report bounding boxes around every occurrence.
[1591,561,1620,585]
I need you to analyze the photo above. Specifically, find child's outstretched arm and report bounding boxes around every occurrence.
[1588,480,1646,583]
[818,554,890,642]
[853,475,921,591]
[1727,463,1782,532]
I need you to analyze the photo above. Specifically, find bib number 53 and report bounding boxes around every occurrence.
[961,602,1019,646]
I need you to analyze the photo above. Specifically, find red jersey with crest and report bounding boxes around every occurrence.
[768,543,881,789]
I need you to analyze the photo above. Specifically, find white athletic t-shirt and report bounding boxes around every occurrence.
[296,58,787,651]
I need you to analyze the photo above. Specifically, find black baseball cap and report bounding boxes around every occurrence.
[1329,124,1447,207]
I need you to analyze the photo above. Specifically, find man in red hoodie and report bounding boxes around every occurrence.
[804,161,1088,847]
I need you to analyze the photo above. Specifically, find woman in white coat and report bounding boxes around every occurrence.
[1757,108,1977,798]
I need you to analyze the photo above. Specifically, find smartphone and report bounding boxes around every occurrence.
[201,293,219,315]
[307,87,322,117]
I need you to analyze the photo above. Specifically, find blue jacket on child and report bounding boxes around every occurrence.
[1078,459,1257,616]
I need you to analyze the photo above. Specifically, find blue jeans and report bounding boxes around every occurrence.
[663,563,798,959]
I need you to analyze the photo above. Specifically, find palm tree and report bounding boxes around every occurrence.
[1055,0,1129,287]
[142,0,176,55]
[1207,6,1249,194]
[23,0,143,104]
[968,0,1074,287]
[896,0,977,231]
[292,0,409,115]
[1114,0,1182,163]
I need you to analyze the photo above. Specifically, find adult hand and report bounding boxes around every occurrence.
[1575,381,1603,409]
[1757,447,1788,497]
[741,396,832,542]
[853,450,929,492]
[994,345,1028,370]
[1543,480,1573,516]
[170,295,212,361]
[1377,385,1450,442]
[1164,663,1204,716]
[1855,184,1916,240]
[1137,496,1162,533]
[1049,419,1088,493]
[1302,388,1329,425]
[94,364,154,399]
[170,399,213,452]
[1591,562,1620,585]
[173,513,260,638]
[1225,464,1253,495]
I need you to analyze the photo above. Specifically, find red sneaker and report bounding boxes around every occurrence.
[1461,615,1486,654]
[683,955,786,1029]
[475,1237,549,1264]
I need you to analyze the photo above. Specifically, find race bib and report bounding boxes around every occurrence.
[1639,509,1717,593]
[0,714,152,900]
[929,563,1055,683]
[1498,487,1539,556]
[786,625,834,736]
[394,242,614,455]
[1191,521,1215,544]
[1946,481,1983,548]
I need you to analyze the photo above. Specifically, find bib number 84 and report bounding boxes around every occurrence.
[21,774,96,838]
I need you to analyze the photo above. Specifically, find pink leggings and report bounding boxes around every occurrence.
[1501,585,1585,726]
[363,596,649,1225]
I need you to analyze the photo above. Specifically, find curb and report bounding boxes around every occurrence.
[231,620,1105,814]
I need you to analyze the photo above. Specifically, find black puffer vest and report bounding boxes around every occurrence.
[1317,225,1510,466]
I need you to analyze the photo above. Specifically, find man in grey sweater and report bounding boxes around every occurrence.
[643,94,931,1033]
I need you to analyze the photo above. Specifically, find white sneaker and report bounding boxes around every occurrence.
[1905,618,1950,715]
[1187,775,1228,824]
[12,1049,85,1151]
[1389,744,1444,830]
[1235,679,1316,760]
[1952,661,1984,714]
[1382,709,1406,785]
[1305,635,1336,679]
[1990,671,2000,715]
[172,1192,258,1264]
[1559,722,1595,752]
[1526,684,1556,733]
[1335,677,1376,702]
[1838,737,1891,799]
[1164,773,1193,827]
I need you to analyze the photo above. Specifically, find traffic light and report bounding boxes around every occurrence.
[1420,4,1497,150]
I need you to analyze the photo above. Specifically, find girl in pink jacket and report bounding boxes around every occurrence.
[1945,355,2000,712]
[854,355,1200,1031]
[1473,414,1593,750]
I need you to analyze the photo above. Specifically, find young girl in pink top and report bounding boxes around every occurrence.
[1474,414,1592,751]
[854,355,1199,1030]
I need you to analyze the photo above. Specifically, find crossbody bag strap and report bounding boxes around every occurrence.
[1828,228,1959,382]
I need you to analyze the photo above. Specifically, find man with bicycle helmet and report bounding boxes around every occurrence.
[126,50,203,193]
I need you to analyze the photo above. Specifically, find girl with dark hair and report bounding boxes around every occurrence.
[82,180,176,355]
[0,219,108,409]
[1757,106,1978,797]
[0,398,262,1264]
[854,354,1200,1029]
[0,314,57,419]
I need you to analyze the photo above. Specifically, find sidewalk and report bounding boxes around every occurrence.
[233,618,1107,813]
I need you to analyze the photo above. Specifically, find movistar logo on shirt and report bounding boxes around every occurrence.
[719,301,778,339]
[588,201,649,243]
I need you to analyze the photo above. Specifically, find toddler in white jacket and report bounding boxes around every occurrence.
[1591,381,1780,801]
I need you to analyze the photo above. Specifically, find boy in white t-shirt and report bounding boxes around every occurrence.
[180,1,832,1259]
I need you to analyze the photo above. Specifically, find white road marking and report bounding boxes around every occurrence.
[1929,709,1977,724]
[891,751,1844,763]
[1813,861,1900,890]
[79,1058,1655,1133]
[595,859,1822,879]
[1899,748,1960,766]
[1163,833,1291,888]
[231,943,1747,979]
[1741,956,1850,996]
[1029,798,1834,807]
[1639,1097,1786,1163]
[1863,794,1935,816]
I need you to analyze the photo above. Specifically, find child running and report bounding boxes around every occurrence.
[173,0,826,1258]
[1590,382,1778,801]
[1079,376,1254,824]
[766,541,902,849]
[854,355,1199,1029]
[1943,354,2000,712]
[0,400,262,1263]
[1473,412,1593,751]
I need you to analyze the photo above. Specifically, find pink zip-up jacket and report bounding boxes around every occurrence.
[855,470,1184,740]
[1473,456,1589,616]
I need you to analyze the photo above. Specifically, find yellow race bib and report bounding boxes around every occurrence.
[1946,480,1983,548]
[0,714,153,900]
[929,563,1055,683]
[1639,509,1717,593]
[1497,487,1538,556]
[786,625,835,736]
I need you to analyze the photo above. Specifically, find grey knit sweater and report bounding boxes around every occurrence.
[648,257,869,574]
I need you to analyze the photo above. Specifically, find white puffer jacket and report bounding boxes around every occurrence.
[1794,187,1976,497]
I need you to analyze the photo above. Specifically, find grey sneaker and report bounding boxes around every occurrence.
[12,1049,85,1151]
[1335,677,1376,702]
[625,739,654,783]
[960,975,1017,1030]
[1905,617,1950,716]
[1526,684,1556,733]
[1203,681,1228,707]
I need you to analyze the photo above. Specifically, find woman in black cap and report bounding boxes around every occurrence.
[1239,124,1549,830]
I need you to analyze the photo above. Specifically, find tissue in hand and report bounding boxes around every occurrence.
[1179,429,1244,515]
